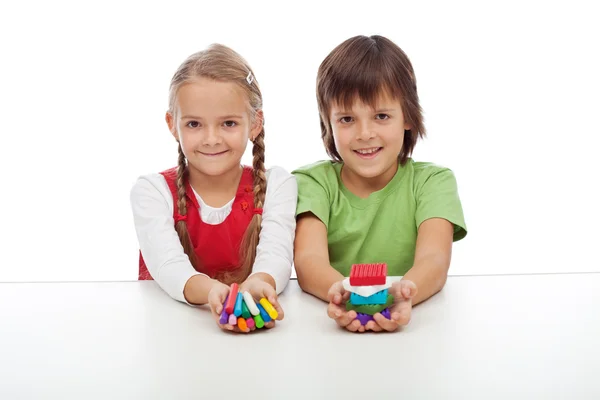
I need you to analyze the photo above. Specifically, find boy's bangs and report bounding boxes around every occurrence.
[323,54,402,112]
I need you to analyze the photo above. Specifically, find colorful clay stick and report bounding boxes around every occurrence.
[350,263,387,286]
[381,308,391,319]
[256,302,272,323]
[253,314,265,329]
[259,298,278,320]
[219,295,230,324]
[237,317,248,331]
[242,291,260,316]
[224,283,239,314]
[241,302,251,319]
[228,314,237,325]
[233,292,243,317]
[246,317,255,330]
[350,289,388,305]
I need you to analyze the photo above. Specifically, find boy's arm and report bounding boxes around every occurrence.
[403,217,454,306]
[293,213,344,301]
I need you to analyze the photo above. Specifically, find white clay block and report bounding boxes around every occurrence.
[342,276,403,297]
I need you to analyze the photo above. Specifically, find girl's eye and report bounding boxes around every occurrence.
[375,114,390,120]
[340,116,353,124]
[186,121,200,128]
[224,120,237,128]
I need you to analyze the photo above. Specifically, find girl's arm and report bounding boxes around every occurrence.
[131,174,218,305]
[247,167,297,294]
[293,213,344,301]
[403,217,454,306]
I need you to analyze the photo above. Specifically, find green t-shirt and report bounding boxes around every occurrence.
[292,159,467,277]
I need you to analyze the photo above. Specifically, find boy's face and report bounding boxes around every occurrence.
[329,90,411,184]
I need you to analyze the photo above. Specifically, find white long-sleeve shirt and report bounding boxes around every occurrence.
[130,166,297,304]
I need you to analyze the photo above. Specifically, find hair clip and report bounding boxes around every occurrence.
[246,71,254,85]
[253,208,263,215]
[174,214,187,223]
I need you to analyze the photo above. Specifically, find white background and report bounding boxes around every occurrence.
[0,0,598,282]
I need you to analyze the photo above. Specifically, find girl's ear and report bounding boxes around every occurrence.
[165,111,178,141]
[250,110,264,141]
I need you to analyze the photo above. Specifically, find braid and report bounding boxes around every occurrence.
[174,144,200,270]
[220,128,266,285]
[251,130,267,210]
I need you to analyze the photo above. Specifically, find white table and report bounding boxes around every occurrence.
[1,274,599,399]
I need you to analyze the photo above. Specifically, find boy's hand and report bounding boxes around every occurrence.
[326,280,366,333]
[366,280,417,332]
[240,275,284,329]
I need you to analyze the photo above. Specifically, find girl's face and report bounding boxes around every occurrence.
[330,90,411,191]
[167,78,262,178]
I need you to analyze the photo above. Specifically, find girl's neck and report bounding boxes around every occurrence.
[188,164,244,208]
[341,161,398,199]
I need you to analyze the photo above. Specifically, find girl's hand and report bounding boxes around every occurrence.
[326,280,365,333]
[207,281,248,333]
[240,275,284,329]
[366,280,418,332]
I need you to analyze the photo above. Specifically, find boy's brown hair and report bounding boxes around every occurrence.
[316,35,425,165]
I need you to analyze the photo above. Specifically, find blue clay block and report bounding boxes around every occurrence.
[257,302,272,323]
[233,292,243,317]
[350,289,388,305]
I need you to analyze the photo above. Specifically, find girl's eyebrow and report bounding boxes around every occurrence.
[220,114,244,120]
[375,108,396,113]
[181,114,244,120]
[181,115,202,120]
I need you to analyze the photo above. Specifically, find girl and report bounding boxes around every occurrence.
[293,35,467,333]
[130,44,297,333]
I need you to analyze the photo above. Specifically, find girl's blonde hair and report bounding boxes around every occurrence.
[168,44,266,284]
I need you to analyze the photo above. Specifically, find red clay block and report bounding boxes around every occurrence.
[349,263,387,286]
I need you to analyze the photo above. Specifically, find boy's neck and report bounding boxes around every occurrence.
[340,162,398,199]
[188,164,244,208]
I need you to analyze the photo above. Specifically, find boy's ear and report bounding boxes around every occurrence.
[250,110,264,141]
[404,121,413,131]
[165,112,178,141]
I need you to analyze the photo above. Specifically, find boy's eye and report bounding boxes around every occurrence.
[339,116,353,124]
[186,121,200,128]
[224,120,237,128]
[375,114,390,120]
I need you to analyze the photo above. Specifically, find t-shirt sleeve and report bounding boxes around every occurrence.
[293,168,331,229]
[415,167,467,241]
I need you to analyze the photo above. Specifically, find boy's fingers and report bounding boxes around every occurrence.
[373,313,399,332]
[345,319,362,332]
[336,310,356,327]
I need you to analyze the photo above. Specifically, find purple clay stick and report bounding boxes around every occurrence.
[219,295,229,324]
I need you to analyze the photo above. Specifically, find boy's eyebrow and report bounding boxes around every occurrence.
[181,115,202,120]
[332,108,397,117]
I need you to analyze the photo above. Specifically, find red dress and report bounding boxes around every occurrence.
[138,166,256,280]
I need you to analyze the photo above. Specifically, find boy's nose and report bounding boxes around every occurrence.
[357,122,376,140]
